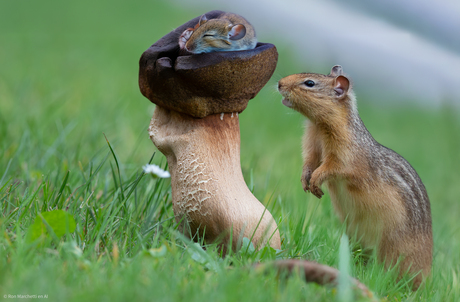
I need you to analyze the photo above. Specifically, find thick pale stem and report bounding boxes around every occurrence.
[149,106,281,252]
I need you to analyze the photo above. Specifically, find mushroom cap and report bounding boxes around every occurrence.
[139,10,278,118]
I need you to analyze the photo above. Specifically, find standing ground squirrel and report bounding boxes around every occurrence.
[278,65,433,289]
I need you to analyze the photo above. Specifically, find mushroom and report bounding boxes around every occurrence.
[139,10,281,253]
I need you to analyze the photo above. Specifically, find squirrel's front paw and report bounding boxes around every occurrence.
[309,184,324,199]
[179,28,194,50]
[301,168,312,192]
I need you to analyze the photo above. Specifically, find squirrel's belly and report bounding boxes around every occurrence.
[327,179,401,248]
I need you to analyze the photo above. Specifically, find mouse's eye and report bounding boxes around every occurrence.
[203,34,214,37]
[304,80,315,87]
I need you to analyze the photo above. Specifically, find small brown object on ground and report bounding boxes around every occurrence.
[255,259,377,300]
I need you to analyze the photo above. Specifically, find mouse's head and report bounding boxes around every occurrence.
[278,65,355,121]
[184,14,247,54]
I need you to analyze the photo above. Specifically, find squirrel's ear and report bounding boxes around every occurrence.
[229,24,246,40]
[199,14,208,25]
[330,65,343,77]
[334,75,349,98]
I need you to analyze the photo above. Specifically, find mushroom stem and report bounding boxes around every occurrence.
[149,106,281,253]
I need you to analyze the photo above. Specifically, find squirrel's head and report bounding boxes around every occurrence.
[184,14,247,54]
[278,65,356,122]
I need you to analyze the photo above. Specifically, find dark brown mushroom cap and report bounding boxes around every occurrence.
[139,10,278,118]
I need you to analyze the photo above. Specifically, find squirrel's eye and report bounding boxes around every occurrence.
[304,80,315,87]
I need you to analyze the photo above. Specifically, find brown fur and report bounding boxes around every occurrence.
[278,66,433,289]
[182,12,257,54]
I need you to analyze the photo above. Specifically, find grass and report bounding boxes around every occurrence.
[1,0,459,301]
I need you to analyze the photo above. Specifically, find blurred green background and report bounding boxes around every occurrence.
[1,0,459,301]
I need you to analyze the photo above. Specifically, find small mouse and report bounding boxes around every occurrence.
[278,66,433,289]
[178,12,257,54]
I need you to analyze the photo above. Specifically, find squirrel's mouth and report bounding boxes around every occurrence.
[282,98,293,108]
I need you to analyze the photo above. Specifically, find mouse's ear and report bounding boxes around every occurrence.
[334,75,349,98]
[330,65,343,77]
[229,24,246,40]
[198,14,208,26]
